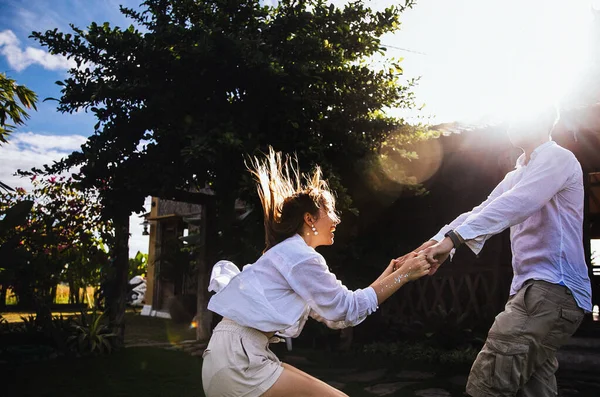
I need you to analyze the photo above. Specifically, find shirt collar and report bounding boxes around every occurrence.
[515,140,556,168]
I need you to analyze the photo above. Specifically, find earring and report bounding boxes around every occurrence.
[311,224,318,236]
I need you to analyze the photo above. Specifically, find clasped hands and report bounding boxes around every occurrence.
[391,237,455,277]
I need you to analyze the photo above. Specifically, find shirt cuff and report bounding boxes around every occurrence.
[431,225,452,243]
[455,224,485,255]
[455,224,477,240]
[365,286,379,313]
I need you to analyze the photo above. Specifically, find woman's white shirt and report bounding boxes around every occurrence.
[207,234,379,337]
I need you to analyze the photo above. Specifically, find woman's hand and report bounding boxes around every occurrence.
[395,252,430,282]
[392,241,436,272]
[375,257,404,284]
[391,252,417,272]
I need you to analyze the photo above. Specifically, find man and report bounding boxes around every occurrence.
[419,107,592,397]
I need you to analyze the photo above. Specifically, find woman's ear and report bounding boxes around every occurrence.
[304,212,314,226]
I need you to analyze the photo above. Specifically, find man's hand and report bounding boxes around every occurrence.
[421,237,453,275]
[396,252,431,282]
[414,240,437,253]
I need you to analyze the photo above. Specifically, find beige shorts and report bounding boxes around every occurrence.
[202,319,284,397]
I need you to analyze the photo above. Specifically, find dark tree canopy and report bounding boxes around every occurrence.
[32,0,420,219]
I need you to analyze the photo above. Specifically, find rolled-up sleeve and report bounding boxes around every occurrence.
[455,150,575,254]
[431,172,511,253]
[286,254,378,326]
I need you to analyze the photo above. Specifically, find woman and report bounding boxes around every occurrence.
[202,148,430,397]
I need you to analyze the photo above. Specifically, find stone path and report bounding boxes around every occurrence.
[333,369,456,396]
[285,354,600,396]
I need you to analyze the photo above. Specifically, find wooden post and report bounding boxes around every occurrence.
[144,198,159,310]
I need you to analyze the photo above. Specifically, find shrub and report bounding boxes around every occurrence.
[67,310,116,355]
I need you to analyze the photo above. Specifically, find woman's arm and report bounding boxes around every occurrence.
[285,253,430,325]
[370,253,430,305]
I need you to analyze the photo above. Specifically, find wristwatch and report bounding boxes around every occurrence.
[444,229,463,249]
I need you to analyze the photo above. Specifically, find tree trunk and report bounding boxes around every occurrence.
[214,185,238,260]
[107,212,130,348]
[34,294,52,330]
[66,269,76,304]
[70,281,80,305]
[196,201,216,341]
[17,286,35,309]
[0,285,6,310]
[50,285,57,305]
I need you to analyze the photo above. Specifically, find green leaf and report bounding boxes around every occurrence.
[0,200,33,232]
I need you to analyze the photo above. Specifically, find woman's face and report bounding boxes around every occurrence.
[312,206,340,246]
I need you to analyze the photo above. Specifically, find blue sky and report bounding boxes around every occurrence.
[0,0,149,255]
[1,0,599,258]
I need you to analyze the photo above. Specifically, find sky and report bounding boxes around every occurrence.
[1,0,599,259]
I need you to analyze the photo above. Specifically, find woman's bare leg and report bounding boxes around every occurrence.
[261,363,347,397]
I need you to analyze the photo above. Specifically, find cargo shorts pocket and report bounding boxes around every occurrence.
[473,338,530,393]
[542,308,584,349]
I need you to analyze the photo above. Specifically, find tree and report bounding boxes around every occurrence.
[0,176,111,311]
[0,73,38,191]
[0,198,33,310]
[31,0,424,342]
[0,73,37,145]
[128,251,148,280]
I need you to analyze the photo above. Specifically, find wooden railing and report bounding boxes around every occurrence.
[382,266,513,321]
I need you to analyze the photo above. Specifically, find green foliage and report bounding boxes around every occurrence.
[0,72,38,145]
[421,305,479,350]
[0,314,8,333]
[19,314,40,334]
[68,310,117,355]
[0,177,112,307]
[50,314,73,333]
[128,251,148,279]
[0,200,34,232]
[0,199,33,272]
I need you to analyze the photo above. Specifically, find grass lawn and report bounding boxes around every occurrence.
[1,310,87,323]
[123,312,197,345]
[1,310,197,345]
[2,347,204,397]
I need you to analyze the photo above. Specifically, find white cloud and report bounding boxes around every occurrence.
[11,132,87,153]
[0,132,85,191]
[129,197,151,257]
[0,29,76,72]
[0,132,149,257]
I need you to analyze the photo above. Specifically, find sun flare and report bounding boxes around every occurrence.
[393,0,596,124]
[493,1,594,122]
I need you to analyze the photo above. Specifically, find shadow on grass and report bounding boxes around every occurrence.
[2,347,204,397]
